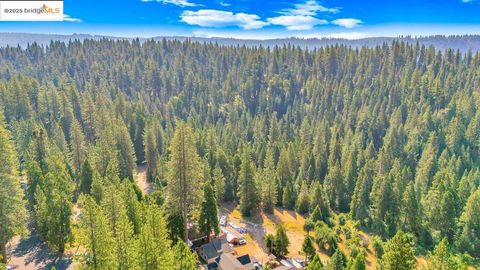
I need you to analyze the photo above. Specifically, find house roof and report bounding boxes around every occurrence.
[218,253,255,270]
[197,235,233,263]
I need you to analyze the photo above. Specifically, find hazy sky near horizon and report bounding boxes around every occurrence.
[1,0,480,39]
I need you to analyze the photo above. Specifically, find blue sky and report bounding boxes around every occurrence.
[1,0,480,39]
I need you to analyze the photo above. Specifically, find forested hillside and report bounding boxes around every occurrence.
[3,33,480,52]
[0,37,480,269]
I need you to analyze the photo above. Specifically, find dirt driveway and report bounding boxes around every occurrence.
[7,223,74,270]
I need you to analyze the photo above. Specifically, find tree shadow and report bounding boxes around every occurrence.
[10,231,73,270]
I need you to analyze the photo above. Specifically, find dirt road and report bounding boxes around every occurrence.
[7,222,74,270]
[135,165,153,195]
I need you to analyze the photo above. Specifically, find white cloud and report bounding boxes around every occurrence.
[332,18,362,28]
[141,0,197,7]
[63,14,82,22]
[218,0,230,6]
[268,15,327,30]
[281,0,339,16]
[267,0,338,30]
[181,9,268,30]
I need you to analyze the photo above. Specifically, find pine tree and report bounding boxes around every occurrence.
[143,125,159,182]
[34,154,73,253]
[400,182,419,235]
[80,159,94,194]
[0,112,27,264]
[370,174,397,237]
[274,224,290,257]
[296,181,310,214]
[302,235,316,263]
[198,182,220,238]
[115,121,136,181]
[80,196,118,270]
[307,254,324,270]
[133,111,146,165]
[238,148,258,217]
[327,250,346,270]
[212,165,226,203]
[262,145,278,214]
[456,189,480,257]
[282,181,295,210]
[173,241,197,270]
[166,121,203,242]
[347,253,366,270]
[92,128,119,177]
[138,201,173,270]
[378,231,416,270]
[70,118,87,173]
[310,181,330,220]
[414,133,437,197]
[115,204,139,270]
[426,238,459,270]
[324,163,346,212]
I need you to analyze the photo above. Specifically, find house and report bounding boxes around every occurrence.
[197,235,233,263]
[201,248,261,270]
[221,227,245,245]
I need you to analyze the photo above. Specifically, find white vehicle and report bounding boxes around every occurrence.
[219,215,227,226]
[238,239,247,245]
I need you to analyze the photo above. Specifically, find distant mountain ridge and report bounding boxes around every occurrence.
[2,32,480,52]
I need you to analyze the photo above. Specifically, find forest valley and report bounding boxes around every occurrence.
[0,38,480,270]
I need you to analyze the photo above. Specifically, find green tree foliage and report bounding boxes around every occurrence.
[172,241,198,270]
[378,231,416,270]
[265,233,275,254]
[347,253,366,270]
[238,148,258,217]
[2,37,480,266]
[138,201,173,270]
[70,118,87,174]
[143,124,160,182]
[426,238,460,270]
[310,181,330,221]
[261,145,278,214]
[114,121,136,181]
[166,121,202,242]
[327,249,347,270]
[198,182,220,238]
[80,196,118,270]
[307,254,324,270]
[266,224,290,257]
[80,159,94,194]
[302,235,316,263]
[0,112,27,264]
[456,189,480,257]
[34,153,74,253]
[371,236,384,258]
[212,164,226,202]
[315,222,338,255]
[296,181,311,214]
[275,224,290,257]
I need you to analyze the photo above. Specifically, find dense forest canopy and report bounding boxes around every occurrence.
[0,37,480,269]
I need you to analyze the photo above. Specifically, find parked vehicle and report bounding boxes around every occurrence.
[219,215,227,226]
